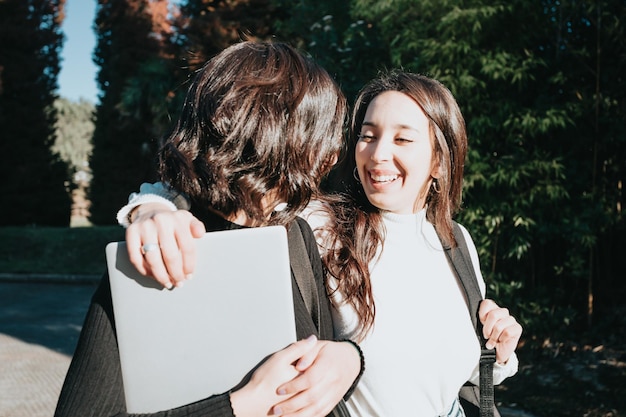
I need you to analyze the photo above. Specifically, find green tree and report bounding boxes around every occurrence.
[98,1,288,225]
[116,0,184,151]
[53,97,96,225]
[272,0,388,102]
[89,0,171,224]
[178,0,279,70]
[0,0,71,226]
[53,98,95,175]
[118,58,184,151]
[351,0,626,332]
[116,0,288,168]
[540,0,626,327]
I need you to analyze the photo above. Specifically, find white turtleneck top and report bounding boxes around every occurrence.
[305,207,518,417]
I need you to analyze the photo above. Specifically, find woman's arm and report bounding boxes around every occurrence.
[117,182,191,227]
[56,277,361,417]
[478,299,521,384]
[115,182,200,288]
[270,339,363,416]
[458,226,522,386]
[113,189,364,415]
[126,208,205,288]
[466,301,521,386]
[55,275,235,417]
[56,274,330,417]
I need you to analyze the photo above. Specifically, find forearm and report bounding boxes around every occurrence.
[337,339,365,401]
[466,351,519,386]
[54,275,236,417]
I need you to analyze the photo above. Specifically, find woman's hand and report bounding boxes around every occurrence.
[230,336,318,417]
[126,204,204,289]
[270,340,361,417]
[479,299,523,364]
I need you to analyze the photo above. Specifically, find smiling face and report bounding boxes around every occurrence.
[355,91,439,214]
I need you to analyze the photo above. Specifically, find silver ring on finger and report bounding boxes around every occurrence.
[141,243,160,255]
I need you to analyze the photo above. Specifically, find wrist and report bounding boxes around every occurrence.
[229,390,245,417]
[127,206,139,224]
[129,202,177,224]
[117,193,179,227]
[337,339,365,400]
[230,387,256,417]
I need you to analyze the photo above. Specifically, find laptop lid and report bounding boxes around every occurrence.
[106,225,296,413]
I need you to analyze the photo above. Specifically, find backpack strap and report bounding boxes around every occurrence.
[439,222,497,417]
[287,219,321,332]
[288,220,364,415]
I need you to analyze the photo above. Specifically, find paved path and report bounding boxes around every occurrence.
[0,279,97,417]
[0,334,71,417]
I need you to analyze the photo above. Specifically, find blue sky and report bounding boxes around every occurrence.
[58,1,98,103]
[58,1,183,104]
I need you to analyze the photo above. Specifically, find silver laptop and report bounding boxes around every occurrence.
[106,225,297,413]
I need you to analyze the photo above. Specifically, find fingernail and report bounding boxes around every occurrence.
[164,282,173,290]
[176,280,185,288]
[486,341,494,349]
[186,274,193,280]
[277,388,287,396]
[273,406,283,415]
[305,334,317,344]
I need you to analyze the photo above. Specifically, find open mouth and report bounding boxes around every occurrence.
[370,173,399,184]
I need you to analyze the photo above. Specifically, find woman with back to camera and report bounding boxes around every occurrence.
[119,71,522,416]
[54,40,363,417]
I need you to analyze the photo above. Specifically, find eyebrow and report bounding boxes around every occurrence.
[361,121,421,132]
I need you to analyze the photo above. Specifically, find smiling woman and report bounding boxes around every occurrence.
[355,90,438,214]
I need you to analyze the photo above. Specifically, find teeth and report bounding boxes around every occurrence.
[370,174,398,183]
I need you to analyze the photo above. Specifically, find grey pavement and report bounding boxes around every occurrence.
[0,276,98,417]
[0,274,535,417]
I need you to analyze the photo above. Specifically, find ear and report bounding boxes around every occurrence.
[329,153,339,168]
[430,159,441,179]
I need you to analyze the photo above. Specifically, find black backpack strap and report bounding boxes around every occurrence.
[287,220,355,417]
[439,222,496,417]
[287,219,321,332]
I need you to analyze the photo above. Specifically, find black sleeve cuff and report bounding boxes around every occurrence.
[337,339,365,401]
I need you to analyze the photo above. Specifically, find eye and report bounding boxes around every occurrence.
[395,137,414,143]
[357,133,376,143]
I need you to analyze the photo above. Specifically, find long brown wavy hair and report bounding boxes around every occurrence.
[159,41,347,226]
[320,71,468,341]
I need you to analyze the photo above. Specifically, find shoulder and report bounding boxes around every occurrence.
[294,215,315,239]
[453,221,477,254]
[453,221,487,296]
[455,222,473,245]
[300,200,334,254]
[296,216,323,257]
[300,200,331,231]
[288,216,321,259]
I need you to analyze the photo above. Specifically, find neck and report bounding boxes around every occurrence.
[209,191,282,227]
[227,210,264,227]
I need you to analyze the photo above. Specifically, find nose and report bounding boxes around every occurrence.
[369,137,392,162]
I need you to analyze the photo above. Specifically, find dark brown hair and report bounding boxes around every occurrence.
[321,70,468,340]
[159,41,347,225]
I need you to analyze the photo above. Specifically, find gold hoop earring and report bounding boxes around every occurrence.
[353,167,361,183]
[431,178,441,194]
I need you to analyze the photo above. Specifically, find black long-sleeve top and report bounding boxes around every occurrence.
[54,212,336,417]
